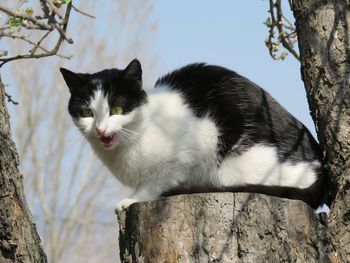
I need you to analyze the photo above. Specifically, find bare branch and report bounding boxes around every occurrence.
[30,30,51,55]
[72,4,95,19]
[0,2,73,67]
[47,0,64,19]
[4,92,18,105]
[264,0,300,61]
[49,15,73,43]
[275,0,300,60]
[0,6,54,30]
[0,33,71,59]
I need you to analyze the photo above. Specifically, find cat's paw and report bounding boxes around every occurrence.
[114,198,137,214]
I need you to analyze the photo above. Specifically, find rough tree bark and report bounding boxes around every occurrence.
[293,0,350,261]
[119,193,333,262]
[118,1,350,262]
[0,78,47,263]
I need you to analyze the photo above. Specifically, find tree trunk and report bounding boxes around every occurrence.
[119,193,332,263]
[0,78,47,263]
[293,1,350,261]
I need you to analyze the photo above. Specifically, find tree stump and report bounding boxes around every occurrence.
[118,193,333,263]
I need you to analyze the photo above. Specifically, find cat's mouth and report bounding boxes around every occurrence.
[100,133,118,149]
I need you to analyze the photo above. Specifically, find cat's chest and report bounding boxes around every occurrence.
[89,113,220,187]
[88,133,179,187]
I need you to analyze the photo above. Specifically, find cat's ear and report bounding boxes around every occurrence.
[123,59,142,82]
[60,68,86,92]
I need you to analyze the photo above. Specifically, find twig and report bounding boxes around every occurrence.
[275,0,300,60]
[265,0,299,61]
[49,15,73,43]
[0,2,73,67]
[47,0,64,19]
[4,92,18,105]
[0,25,11,30]
[0,33,71,59]
[1,33,49,50]
[0,6,54,30]
[72,4,95,19]
[30,30,51,55]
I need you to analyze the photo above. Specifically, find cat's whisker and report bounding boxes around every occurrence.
[121,127,141,136]
[119,132,136,144]
[118,129,137,145]
[118,130,128,145]
[122,129,139,143]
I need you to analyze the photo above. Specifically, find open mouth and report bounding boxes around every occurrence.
[100,133,118,149]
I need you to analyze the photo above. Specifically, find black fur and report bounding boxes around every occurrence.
[156,63,321,165]
[60,59,146,118]
[162,178,326,209]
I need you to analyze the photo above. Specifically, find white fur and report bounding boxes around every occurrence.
[218,144,318,189]
[75,85,319,212]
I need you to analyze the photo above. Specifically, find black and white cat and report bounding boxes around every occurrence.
[60,59,326,212]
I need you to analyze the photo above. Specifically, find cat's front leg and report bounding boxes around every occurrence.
[115,198,139,213]
[115,184,159,214]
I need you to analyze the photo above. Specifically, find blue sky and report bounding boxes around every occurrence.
[151,0,316,136]
[3,0,315,136]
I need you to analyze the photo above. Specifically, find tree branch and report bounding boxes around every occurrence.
[0,2,73,67]
[275,0,300,60]
[265,0,300,61]
[4,92,18,105]
[0,6,54,30]
[71,4,95,19]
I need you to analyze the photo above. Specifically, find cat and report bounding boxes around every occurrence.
[60,59,326,212]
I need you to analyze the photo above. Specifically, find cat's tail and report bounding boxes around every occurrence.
[162,178,326,210]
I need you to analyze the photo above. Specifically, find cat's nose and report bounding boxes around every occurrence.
[96,127,106,137]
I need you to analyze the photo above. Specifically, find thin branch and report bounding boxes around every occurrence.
[282,13,294,28]
[4,92,18,105]
[0,6,54,30]
[0,24,11,30]
[72,4,95,19]
[265,0,299,61]
[49,15,73,43]
[275,0,300,60]
[47,0,64,19]
[266,0,277,59]
[0,33,71,59]
[30,30,51,55]
[0,2,73,67]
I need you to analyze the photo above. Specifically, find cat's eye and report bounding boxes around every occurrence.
[110,107,123,115]
[81,109,93,118]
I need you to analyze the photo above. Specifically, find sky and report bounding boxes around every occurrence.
[150,0,316,136]
[2,0,315,135]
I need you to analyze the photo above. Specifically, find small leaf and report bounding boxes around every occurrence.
[25,7,33,16]
[0,50,8,57]
[60,0,72,4]
[9,17,23,27]
[263,17,272,26]
[280,51,288,60]
[273,43,280,52]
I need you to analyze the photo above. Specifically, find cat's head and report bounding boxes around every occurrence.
[60,59,147,150]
